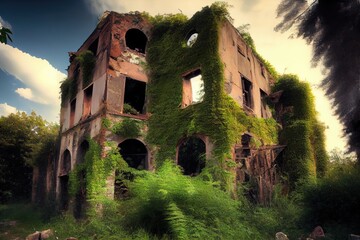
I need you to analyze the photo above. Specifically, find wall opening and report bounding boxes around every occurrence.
[241,133,252,157]
[124,78,146,115]
[88,37,99,56]
[260,89,268,118]
[185,30,198,47]
[125,28,147,54]
[115,139,148,199]
[182,69,204,107]
[177,137,206,176]
[70,98,76,127]
[241,77,252,109]
[118,139,148,170]
[59,149,71,211]
[82,85,93,119]
[74,140,89,219]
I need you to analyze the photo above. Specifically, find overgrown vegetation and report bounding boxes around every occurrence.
[273,74,328,188]
[146,2,278,191]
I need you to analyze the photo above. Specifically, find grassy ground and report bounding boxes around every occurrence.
[0,204,44,240]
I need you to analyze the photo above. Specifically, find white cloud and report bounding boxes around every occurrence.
[0,44,66,107]
[0,103,23,117]
[0,16,12,29]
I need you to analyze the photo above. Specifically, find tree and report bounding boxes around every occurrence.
[0,112,58,202]
[0,27,12,44]
[276,0,360,159]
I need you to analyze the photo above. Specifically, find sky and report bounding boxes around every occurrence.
[0,0,346,151]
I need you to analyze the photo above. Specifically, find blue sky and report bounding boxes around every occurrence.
[0,0,346,151]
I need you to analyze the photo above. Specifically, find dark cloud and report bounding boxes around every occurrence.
[276,0,360,157]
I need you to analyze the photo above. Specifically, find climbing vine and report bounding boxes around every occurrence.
[145,3,278,191]
[76,50,96,88]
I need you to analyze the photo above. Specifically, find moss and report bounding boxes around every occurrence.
[146,4,278,191]
[112,118,142,138]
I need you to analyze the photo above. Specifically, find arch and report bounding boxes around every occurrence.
[118,139,148,170]
[59,149,71,211]
[125,28,147,54]
[74,140,89,219]
[61,149,71,175]
[177,136,206,176]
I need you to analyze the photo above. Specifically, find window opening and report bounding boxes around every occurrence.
[82,85,93,118]
[124,78,146,114]
[125,29,147,54]
[61,149,71,175]
[182,69,204,107]
[178,137,206,176]
[186,30,199,47]
[241,77,252,109]
[70,98,76,127]
[88,37,99,56]
[59,149,71,211]
[260,89,268,118]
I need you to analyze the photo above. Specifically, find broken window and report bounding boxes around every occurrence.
[88,37,99,56]
[182,69,204,107]
[186,30,199,47]
[123,77,146,115]
[241,77,252,109]
[125,28,147,54]
[70,98,76,127]
[177,137,206,176]
[82,85,93,118]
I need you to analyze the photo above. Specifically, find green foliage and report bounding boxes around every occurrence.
[146,3,278,191]
[121,160,261,239]
[112,118,141,138]
[76,50,96,88]
[0,27,12,44]
[60,77,77,106]
[0,112,59,202]
[123,103,139,115]
[274,74,328,187]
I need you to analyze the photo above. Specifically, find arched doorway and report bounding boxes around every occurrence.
[74,140,89,219]
[59,149,71,211]
[115,139,148,199]
[125,28,147,53]
[178,137,206,176]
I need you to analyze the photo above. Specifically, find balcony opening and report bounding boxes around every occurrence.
[241,77,252,109]
[124,78,146,115]
[82,85,93,119]
[125,29,147,54]
[70,98,76,127]
[74,140,89,219]
[115,139,148,199]
[182,69,204,107]
[88,37,99,56]
[177,136,206,176]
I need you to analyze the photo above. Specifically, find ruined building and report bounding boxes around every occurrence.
[32,6,285,216]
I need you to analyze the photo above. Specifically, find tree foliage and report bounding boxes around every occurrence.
[276,0,360,159]
[0,27,12,44]
[0,112,58,202]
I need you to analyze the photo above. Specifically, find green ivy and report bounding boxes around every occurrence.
[112,118,141,138]
[146,3,278,192]
[60,77,77,106]
[76,50,96,88]
[274,74,328,188]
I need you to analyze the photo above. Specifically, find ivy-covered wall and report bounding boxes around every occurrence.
[273,74,328,187]
[145,3,278,190]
